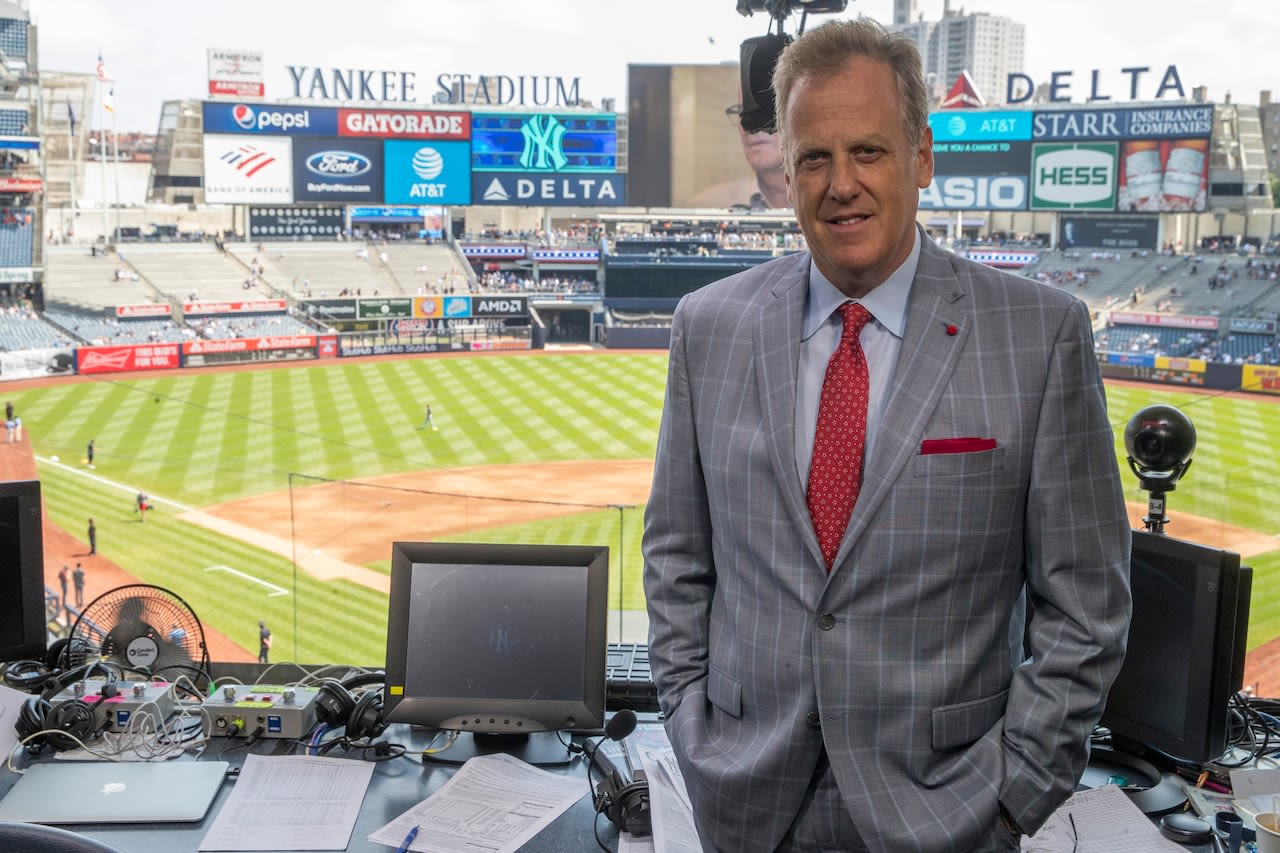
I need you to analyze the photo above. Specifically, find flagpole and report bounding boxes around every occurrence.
[97,76,107,246]
[111,87,120,243]
[66,99,75,241]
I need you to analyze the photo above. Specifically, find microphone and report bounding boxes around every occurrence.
[585,709,650,836]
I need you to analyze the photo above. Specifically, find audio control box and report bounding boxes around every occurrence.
[50,680,177,732]
[202,684,320,739]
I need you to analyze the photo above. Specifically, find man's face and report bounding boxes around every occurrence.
[738,122,783,175]
[783,56,933,297]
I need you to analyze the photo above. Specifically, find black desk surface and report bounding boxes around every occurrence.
[0,724,620,853]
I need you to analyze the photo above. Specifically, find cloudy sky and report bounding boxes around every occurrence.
[27,0,1277,133]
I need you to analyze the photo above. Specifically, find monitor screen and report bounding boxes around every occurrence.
[1099,530,1249,765]
[0,479,45,663]
[383,542,609,765]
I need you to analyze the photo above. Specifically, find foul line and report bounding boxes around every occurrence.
[35,455,192,512]
[204,564,290,597]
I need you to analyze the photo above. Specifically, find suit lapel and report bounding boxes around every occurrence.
[754,256,822,562]
[839,240,970,552]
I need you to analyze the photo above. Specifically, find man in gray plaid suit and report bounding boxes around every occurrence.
[642,17,1131,853]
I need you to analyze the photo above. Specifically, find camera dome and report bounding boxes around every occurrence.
[1123,405,1196,474]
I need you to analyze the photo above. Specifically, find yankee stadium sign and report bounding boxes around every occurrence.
[286,65,583,108]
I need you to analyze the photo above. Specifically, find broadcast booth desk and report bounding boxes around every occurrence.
[0,708,630,853]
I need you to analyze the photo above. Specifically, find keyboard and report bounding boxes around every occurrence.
[605,642,659,713]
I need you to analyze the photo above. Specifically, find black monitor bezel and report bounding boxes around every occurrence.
[382,541,609,741]
[1100,529,1245,765]
[0,478,45,663]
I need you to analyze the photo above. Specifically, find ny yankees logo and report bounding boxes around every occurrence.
[520,115,568,171]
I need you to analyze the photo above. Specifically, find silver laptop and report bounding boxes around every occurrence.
[0,760,229,824]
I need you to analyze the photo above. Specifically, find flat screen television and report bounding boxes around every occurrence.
[383,541,609,765]
[1098,530,1250,766]
[0,479,46,663]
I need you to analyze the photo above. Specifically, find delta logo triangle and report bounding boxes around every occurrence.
[483,178,509,201]
[940,70,985,109]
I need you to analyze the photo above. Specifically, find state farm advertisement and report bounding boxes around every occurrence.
[183,335,316,355]
[76,344,181,374]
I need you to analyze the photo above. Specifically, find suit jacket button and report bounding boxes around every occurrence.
[806,710,822,728]
[817,612,836,630]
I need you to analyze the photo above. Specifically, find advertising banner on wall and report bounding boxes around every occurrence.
[470,170,625,206]
[338,108,469,140]
[1029,142,1118,211]
[76,344,181,374]
[1242,364,1280,395]
[1031,105,1213,142]
[923,140,1031,211]
[382,140,471,205]
[1116,138,1209,212]
[207,49,265,98]
[203,134,293,203]
[291,137,383,203]
[930,110,1032,142]
[202,101,338,136]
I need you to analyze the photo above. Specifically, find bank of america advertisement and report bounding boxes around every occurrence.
[203,134,293,203]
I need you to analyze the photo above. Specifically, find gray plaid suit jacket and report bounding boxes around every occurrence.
[643,232,1131,852]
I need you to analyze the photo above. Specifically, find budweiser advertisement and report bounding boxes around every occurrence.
[76,344,181,375]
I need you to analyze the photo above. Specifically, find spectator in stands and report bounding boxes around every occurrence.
[643,19,1129,851]
[689,86,789,210]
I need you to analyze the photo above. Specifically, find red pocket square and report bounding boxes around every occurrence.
[920,437,997,455]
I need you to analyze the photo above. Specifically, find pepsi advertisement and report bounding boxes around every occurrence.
[292,137,382,202]
[202,101,339,136]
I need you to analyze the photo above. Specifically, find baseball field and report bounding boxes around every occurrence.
[5,352,1279,678]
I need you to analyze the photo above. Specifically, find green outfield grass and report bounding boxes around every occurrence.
[8,355,1280,664]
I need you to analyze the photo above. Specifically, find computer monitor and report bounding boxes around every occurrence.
[1099,530,1250,766]
[382,541,609,765]
[0,479,46,663]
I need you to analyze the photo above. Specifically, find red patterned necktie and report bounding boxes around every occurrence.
[807,302,873,570]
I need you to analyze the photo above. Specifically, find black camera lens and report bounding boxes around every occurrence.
[1136,434,1163,458]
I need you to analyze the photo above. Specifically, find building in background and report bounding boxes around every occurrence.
[890,0,1025,106]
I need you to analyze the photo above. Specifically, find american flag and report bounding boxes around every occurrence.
[96,51,107,81]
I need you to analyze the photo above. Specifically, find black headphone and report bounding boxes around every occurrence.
[13,661,117,753]
[314,671,387,741]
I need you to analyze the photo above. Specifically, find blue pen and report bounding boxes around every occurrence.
[394,825,419,853]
